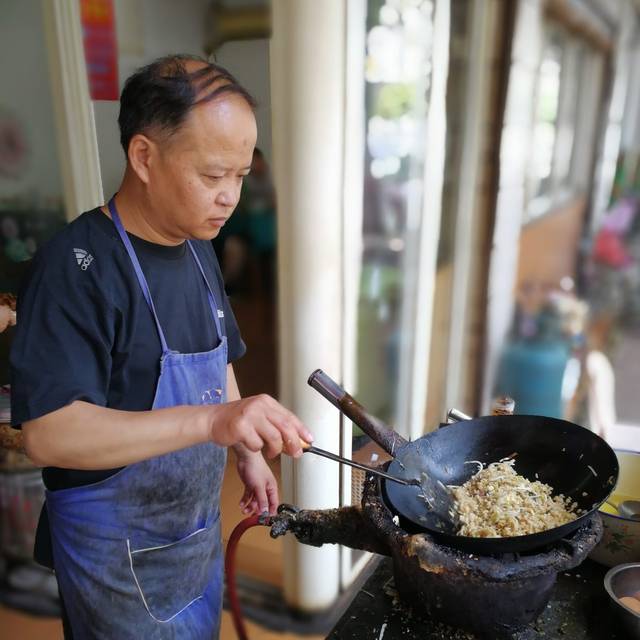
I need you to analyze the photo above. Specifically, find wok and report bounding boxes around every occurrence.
[308,370,619,554]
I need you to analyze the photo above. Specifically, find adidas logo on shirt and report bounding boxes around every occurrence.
[74,248,94,271]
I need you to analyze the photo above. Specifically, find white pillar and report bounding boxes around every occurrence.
[270,0,346,611]
[42,0,103,219]
[482,0,544,412]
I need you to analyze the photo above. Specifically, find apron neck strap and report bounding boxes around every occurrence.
[108,197,170,354]
[186,242,225,339]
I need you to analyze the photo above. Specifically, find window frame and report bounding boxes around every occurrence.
[524,22,602,224]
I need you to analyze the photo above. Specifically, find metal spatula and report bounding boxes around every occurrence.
[306,369,460,532]
[300,440,421,488]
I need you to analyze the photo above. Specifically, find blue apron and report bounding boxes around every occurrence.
[45,198,228,639]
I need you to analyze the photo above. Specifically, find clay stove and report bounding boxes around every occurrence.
[269,472,603,639]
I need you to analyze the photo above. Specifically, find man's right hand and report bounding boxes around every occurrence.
[207,394,313,458]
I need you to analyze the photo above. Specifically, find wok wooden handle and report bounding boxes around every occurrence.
[307,369,407,455]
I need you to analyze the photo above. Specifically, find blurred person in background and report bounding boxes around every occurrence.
[9,55,312,640]
[242,147,277,293]
[213,147,277,294]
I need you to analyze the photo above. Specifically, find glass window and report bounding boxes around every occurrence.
[353,0,435,445]
[526,27,592,222]
[0,1,67,383]
[528,36,563,205]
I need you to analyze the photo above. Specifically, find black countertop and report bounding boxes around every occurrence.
[327,558,628,639]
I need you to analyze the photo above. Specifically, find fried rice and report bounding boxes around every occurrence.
[451,459,579,538]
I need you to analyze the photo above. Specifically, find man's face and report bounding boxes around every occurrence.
[147,93,257,241]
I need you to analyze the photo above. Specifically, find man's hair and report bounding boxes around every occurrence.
[118,54,257,155]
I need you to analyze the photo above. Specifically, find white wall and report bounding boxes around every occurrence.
[216,39,272,162]
[94,0,272,198]
[0,1,63,206]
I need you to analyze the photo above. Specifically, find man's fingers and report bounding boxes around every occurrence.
[277,407,314,444]
[240,428,263,453]
[231,395,313,458]
[254,484,269,514]
[257,421,285,458]
[265,406,313,458]
[258,397,313,443]
[239,488,252,509]
[240,488,254,514]
[242,496,259,515]
[266,482,279,515]
[268,415,303,458]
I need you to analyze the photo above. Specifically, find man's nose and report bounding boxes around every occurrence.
[216,190,237,207]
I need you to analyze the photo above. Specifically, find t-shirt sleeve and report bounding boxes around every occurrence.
[221,290,246,362]
[10,249,115,427]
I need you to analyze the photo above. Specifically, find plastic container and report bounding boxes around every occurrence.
[495,339,570,418]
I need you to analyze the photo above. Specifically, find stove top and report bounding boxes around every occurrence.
[328,557,626,640]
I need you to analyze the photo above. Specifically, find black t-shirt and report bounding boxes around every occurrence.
[11,208,246,565]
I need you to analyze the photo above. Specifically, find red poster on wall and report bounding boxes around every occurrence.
[80,0,119,100]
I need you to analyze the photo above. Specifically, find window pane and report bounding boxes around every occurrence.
[354,0,435,440]
[0,1,67,383]
[529,39,563,203]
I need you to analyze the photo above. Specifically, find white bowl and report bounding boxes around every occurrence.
[590,450,640,567]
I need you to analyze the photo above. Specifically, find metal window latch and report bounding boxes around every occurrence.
[446,408,472,423]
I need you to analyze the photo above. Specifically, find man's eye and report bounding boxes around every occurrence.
[205,175,224,180]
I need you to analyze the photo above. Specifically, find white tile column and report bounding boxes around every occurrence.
[270,0,347,611]
[42,0,103,219]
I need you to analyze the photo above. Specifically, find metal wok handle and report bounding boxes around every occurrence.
[445,397,514,424]
[446,408,472,423]
[308,369,407,456]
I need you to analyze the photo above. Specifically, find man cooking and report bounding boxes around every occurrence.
[9,55,312,639]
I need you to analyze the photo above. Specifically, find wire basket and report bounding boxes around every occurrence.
[351,468,366,506]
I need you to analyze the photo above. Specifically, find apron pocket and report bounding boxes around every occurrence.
[127,520,219,623]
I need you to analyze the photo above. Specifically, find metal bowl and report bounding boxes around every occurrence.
[604,563,640,638]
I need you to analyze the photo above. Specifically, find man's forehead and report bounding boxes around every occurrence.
[183,59,209,73]
[166,106,255,162]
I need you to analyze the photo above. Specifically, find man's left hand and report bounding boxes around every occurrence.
[235,448,279,515]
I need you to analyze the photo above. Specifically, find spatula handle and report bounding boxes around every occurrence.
[301,441,414,487]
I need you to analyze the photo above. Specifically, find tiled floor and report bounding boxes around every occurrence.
[0,605,322,640]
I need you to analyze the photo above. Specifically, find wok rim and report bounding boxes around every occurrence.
[381,414,619,553]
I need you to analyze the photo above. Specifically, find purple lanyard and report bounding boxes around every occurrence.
[107,197,224,353]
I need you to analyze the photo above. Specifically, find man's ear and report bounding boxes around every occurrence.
[127,134,156,184]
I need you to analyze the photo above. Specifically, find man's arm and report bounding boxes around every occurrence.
[22,389,312,469]
[227,363,241,402]
[227,363,256,460]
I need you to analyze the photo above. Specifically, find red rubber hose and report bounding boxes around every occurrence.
[225,514,271,640]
